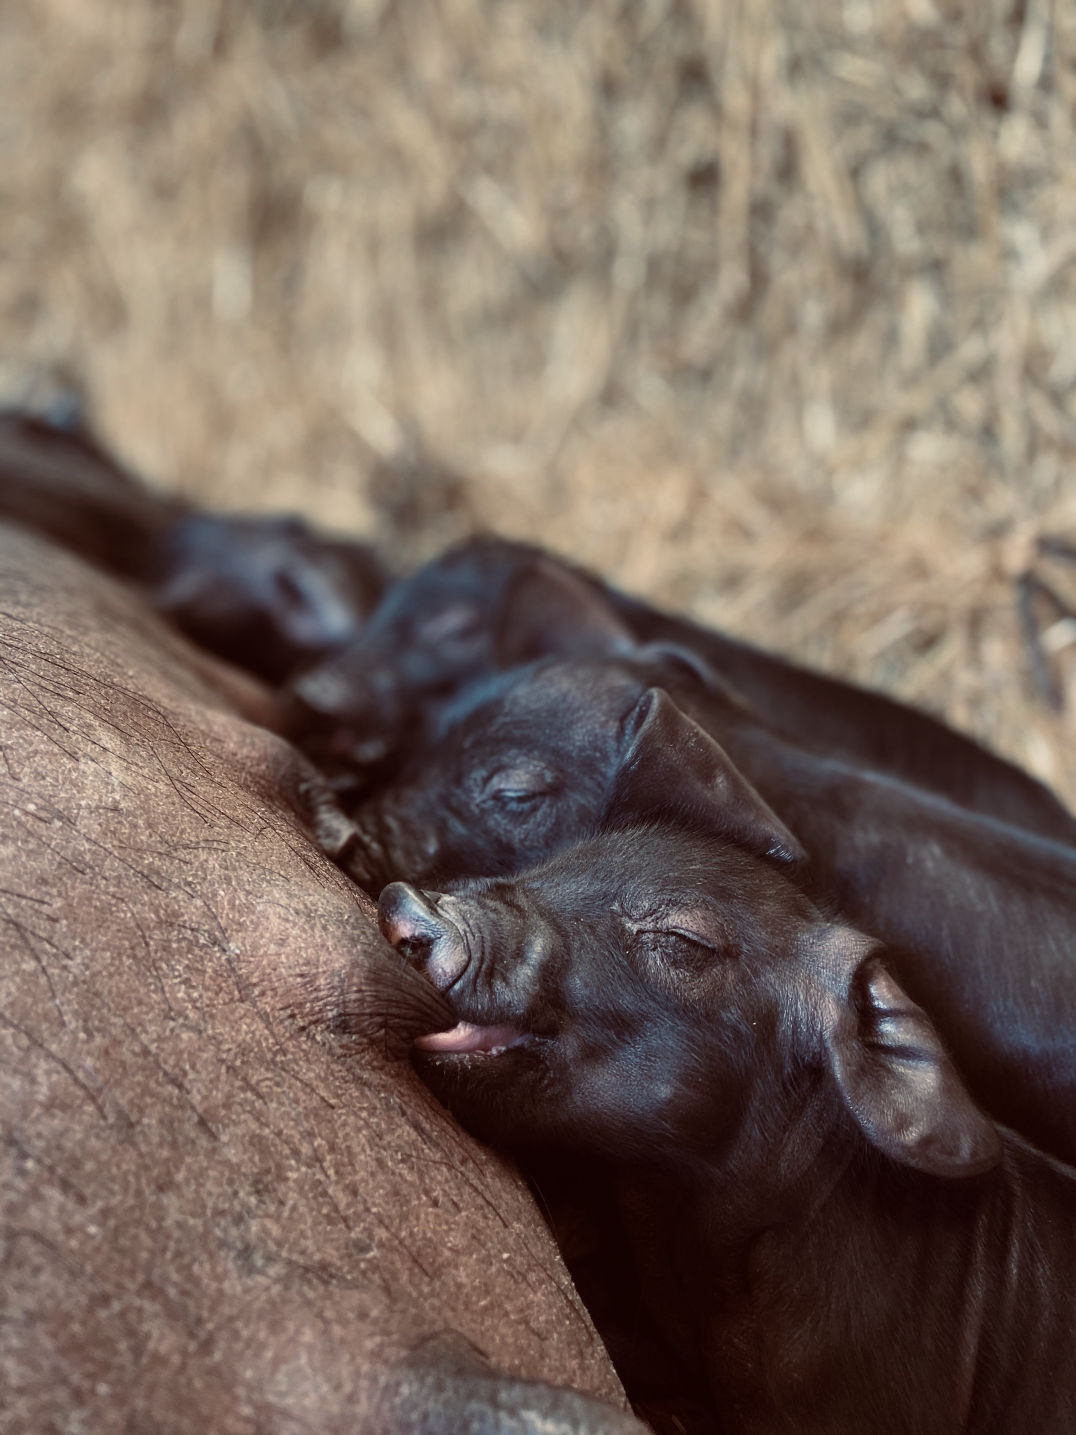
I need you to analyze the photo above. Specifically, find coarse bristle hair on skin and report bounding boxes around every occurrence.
[2,0,1074,804]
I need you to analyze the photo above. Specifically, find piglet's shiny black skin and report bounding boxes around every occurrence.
[0,408,181,574]
[379,826,1076,1435]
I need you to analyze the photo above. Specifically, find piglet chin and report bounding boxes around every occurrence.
[414,1021,525,1055]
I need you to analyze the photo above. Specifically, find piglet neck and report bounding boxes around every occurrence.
[683,1070,852,1238]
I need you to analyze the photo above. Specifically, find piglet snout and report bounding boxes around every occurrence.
[378,882,470,992]
[290,659,399,727]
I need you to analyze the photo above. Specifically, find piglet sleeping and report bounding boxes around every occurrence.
[378,825,1076,1435]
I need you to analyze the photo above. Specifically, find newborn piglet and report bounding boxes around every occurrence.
[378,826,1076,1435]
[0,406,182,574]
[285,536,620,780]
[344,654,794,893]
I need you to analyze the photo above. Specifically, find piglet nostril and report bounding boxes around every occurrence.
[394,931,433,966]
[378,883,439,952]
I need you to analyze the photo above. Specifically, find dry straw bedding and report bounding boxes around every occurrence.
[2,0,1074,801]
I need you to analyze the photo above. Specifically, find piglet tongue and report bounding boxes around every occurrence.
[415,1021,522,1054]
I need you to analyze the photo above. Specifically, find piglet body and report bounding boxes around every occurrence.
[379,827,1076,1435]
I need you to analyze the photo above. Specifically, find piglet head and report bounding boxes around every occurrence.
[351,655,803,891]
[348,657,643,887]
[290,536,644,801]
[377,828,786,1162]
[380,824,1001,1189]
[287,536,539,772]
[151,514,382,684]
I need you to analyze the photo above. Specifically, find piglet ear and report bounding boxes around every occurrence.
[631,640,719,690]
[495,557,635,668]
[609,687,807,866]
[825,952,1002,1178]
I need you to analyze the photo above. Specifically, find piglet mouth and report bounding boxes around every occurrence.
[414,1020,530,1056]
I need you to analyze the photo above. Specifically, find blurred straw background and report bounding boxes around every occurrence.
[2,0,1075,800]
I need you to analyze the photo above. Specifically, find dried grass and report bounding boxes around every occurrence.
[2,0,1074,799]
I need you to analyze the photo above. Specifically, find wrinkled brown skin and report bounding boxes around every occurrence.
[0,524,640,1435]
